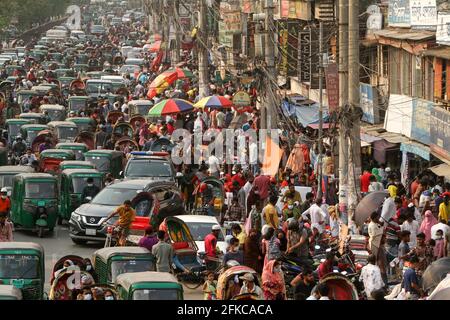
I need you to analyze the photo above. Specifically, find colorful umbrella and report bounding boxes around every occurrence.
[146,71,178,99]
[165,67,195,79]
[194,95,233,109]
[148,99,194,116]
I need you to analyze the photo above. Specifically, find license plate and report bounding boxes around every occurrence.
[85,229,96,236]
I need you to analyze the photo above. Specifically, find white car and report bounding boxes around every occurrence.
[175,215,227,255]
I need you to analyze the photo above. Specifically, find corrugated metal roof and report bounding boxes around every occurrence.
[423,46,450,60]
[374,29,435,41]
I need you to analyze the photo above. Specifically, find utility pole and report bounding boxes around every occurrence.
[262,0,276,129]
[317,21,324,198]
[173,0,181,66]
[338,0,349,224]
[347,0,361,227]
[198,0,209,98]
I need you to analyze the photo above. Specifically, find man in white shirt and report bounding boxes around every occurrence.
[216,109,225,128]
[400,212,420,248]
[301,198,326,234]
[368,212,384,259]
[193,113,203,134]
[239,273,263,299]
[359,254,385,299]
[431,220,450,240]
[208,151,221,178]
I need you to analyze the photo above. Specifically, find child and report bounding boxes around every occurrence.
[397,230,411,274]
[202,272,217,300]
[433,229,446,259]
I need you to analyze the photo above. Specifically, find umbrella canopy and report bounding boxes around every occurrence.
[194,95,233,109]
[148,99,194,116]
[147,40,163,53]
[354,191,389,226]
[146,71,178,99]
[422,257,450,294]
[165,67,195,79]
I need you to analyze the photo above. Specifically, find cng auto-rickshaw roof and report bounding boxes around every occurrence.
[56,142,88,149]
[93,247,151,263]
[0,285,22,300]
[68,96,89,100]
[20,124,49,130]
[61,168,101,176]
[6,118,32,124]
[0,166,35,174]
[115,271,180,292]
[40,104,65,111]
[47,121,78,128]
[20,113,47,119]
[0,241,44,252]
[85,150,122,157]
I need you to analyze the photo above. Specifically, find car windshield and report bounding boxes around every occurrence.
[72,176,102,193]
[0,174,15,188]
[125,160,172,178]
[185,222,224,241]
[57,127,78,141]
[132,289,179,300]
[85,156,110,172]
[46,110,64,121]
[25,181,56,198]
[0,255,39,279]
[136,104,152,115]
[92,187,139,206]
[87,82,112,94]
[110,260,154,283]
[8,124,21,138]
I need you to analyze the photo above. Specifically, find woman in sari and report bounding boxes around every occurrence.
[243,229,263,274]
[261,259,286,300]
[419,210,438,242]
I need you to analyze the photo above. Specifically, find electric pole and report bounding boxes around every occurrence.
[347,0,361,226]
[317,21,324,198]
[198,0,209,98]
[173,0,181,66]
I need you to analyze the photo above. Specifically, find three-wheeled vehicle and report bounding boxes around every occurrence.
[10,173,58,237]
[39,149,76,174]
[150,137,175,152]
[39,104,66,121]
[56,142,88,160]
[16,89,39,108]
[49,268,95,300]
[84,150,123,177]
[128,99,153,117]
[47,121,79,143]
[310,273,359,300]
[59,160,96,171]
[0,285,23,300]
[67,96,90,113]
[59,168,103,224]
[193,177,225,216]
[20,124,49,147]
[19,113,49,125]
[0,166,35,196]
[0,242,45,299]
[5,118,32,146]
[92,247,156,285]
[67,117,96,133]
[216,266,260,300]
[115,272,184,300]
[113,122,134,139]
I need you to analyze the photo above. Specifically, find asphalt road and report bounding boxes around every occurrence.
[13,225,203,299]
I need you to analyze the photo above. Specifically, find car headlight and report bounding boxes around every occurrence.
[71,212,82,222]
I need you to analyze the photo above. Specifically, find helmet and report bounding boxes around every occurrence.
[212,225,221,231]
[0,187,7,193]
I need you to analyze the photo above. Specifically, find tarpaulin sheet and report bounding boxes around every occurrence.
[293,104,329,127]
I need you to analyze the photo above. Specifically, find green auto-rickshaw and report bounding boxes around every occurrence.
[93,247,156,285]
[67,96,90,114]
[0,166,35,196]
[10,173,58,237]
[19,113,49,125]
[66,116,96,133]
[56,143,88,161]
[39,149,76,174]
[115,272,183,300]
[20,124,49,147]
[84,150,123,178]
[16,89,38,108]
[47,121,79,143]
[39,104,66,121]
[59,160,96,171]
[0,242,45,299]
[5,119,32,146]
[0,285,23,300]
[59,168,103,223]
[128,99,153,117]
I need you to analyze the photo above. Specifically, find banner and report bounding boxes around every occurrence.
[325,63,339,112]
[410,0,437,30]
[278,20,289,76]
[411,98,433,145]
[287,20,299,76]
[436,12,450,45]
[360,83,380,124]
[384,94,413,137]
[219,7,242,48]
[430,106,450,161]
[388,0,411,27]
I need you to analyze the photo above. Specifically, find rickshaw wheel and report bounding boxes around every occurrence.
[37,226,45,238]
[183,280,204,290]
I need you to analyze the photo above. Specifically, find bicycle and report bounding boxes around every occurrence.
[175,254,223,290]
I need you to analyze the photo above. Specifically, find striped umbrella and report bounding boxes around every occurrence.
[165,67,195,79]
[148,99,194,116]
[146,71,178,99]
[194,95,233,109]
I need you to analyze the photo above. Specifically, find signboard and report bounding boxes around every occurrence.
[278,0,311,20]
[384,94,413,136]
[232,91,251,106]
[325,63,339,113]
[410,0,437,30]
[241,0,254,14]
[388,0,411,27]
[298,29,311,83]
[411,98,432,145]
[287,21,299,76]
[278,20,289,76]
[366,5,383,35]
[219,8,241,48]
[400,142,430,160]
[430,106,450,161]
[360,83,380,124]
[436,12,450,45]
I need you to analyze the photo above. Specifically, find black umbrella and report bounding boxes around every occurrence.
[422,257,450,294]
[354,191,389,226]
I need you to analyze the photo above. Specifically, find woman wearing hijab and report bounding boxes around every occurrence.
[419,210,438,242]
[261,259,286,300]
[243,229,263,273]
[371,168,382,182]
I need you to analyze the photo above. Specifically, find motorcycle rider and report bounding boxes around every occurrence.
[12,135,27,156]
[0,188,11,217]
[20,148,37,166]
[81,177,100,202]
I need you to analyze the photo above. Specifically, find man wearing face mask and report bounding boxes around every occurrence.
[0,188,11,218]
[81,178,100,202]
[0,212,13,242]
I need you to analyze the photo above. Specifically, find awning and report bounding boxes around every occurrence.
[373,29,435,41]
[400,142,430,161]
[423,46,450,60]
[429,163,450,180]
